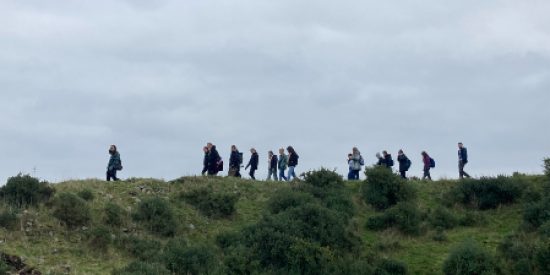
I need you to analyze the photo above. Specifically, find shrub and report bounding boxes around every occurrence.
[77,189,94,201]
[442,240,496,275]
[376,258,408,275]
[132,197,177,237]
[0,174,54,208]
[89,226,111,252]
[52,192,91,229]
[180,188,239,218]
[164,239,218,275]
[303,168,344,189]
[534,242,550,274]
[366,202,422,235]
[323,191,356,219]
[267,189,314,214]
[539,221,550,238]
[118,236,162,262]
[0,260,10,274]
[362,166,416,211]
[523,197,550,229]
[0,209,18,230]
[445,176,525,210]
[458,211,486,227]
[433,228,448,242]
[113,261,170,275]
[104,202,124,227]
[429,207,458,230]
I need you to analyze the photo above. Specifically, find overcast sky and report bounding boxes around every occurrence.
[1,0,549,183]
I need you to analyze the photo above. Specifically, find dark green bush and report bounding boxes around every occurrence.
[433,227,448,242]
[77,189,94,201]
[539,221,550,238]
[376,258,408,275]
[362,166,416,211]
[0,174,54,208]
[445,176,525,210]
[303,168,344,189]
[52,192,91,229]
[0,209,18,230]
[498,234,531,262]
[89,226,111,252]
[534,241,550,274]
[523,197,550,229]
[180,188,239,218]
[164,238,218,275]
[113,261,170,275]
[429,207,458,229]
[104,202,124,227]
[458,211,486,227]
[118,236,162,262]
[132,197,177,237]
[0,260,10,274]
[267,189,314,214]
[323,191,357,219]
[442,240,496,275]
[366,202,422,235]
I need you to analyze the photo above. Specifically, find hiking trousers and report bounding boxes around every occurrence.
[459,161,471,179]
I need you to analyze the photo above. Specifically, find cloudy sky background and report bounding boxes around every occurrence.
[1,0,549,183]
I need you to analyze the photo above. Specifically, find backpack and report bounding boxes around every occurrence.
[387,157,394,167]
[238,152,243,165]
[429,158,435,168]
[116,160,123,171]
[359,156,365,166]
[404,158,411,171]
[217,157,224,172]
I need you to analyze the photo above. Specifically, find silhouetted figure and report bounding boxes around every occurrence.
[458,142,471,179]
[278,148,288,181]
[245,148,259,180]
[107,145,122,181]
[397,149,411,179]
[267,151,278,181]
[287,146,299,180]
[229,145,242,178]
[422,151,432,181]
[348,147,364,180]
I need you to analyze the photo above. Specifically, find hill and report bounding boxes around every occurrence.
[1,164,549,274]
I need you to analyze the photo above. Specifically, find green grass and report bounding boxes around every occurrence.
[0,175,543,274]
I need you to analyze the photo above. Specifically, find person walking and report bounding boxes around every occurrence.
[422,151,432,181]
[245,148,259,180]
[107,145,122,181]
[397,149,411,179]
[267,151,278,181]
[206,143,221,176]
[348,147,364,180]
[383,151,394,170]
[201,146,209,176]
[458,142,471,179]
[376,152,386,166]
[287,146,299,181]
[228,145,242,178]
[278,148,288,181]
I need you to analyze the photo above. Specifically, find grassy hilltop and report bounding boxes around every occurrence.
[1,163,549,275]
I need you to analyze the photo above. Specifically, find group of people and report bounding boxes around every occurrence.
[347,142,471,181]
[105,142,471,182]
[202,143,300,181]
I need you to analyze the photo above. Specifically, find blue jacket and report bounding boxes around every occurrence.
[459,148,468,163]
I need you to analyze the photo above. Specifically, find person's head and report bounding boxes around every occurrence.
[458,142,464,149]
[383,150,388,156]
[348,153,353,159]
[231,145,237,152]
[287,146,295,154]
[250,148,256,154]
[352,147,359,154]
[207,142,213,150]
[422,151,427,157]
[279,148,285,155]
[398,149,404,155]
[109,145,118,155]
[376,152,382,159]
[203,146,208,153]
[268,151,273,157]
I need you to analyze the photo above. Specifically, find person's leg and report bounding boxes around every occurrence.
[354,170,360,180]
[461,162,471,178]
[273,169,278,181]
[400,171,406,179]
[347,169,353,180]
[423,169,428,180]
[427,169,432,181]
[251,169,256,180]
[288,166,294,180]
[112,170,119,181]
[279,169,287,181]
[106,170,112,181]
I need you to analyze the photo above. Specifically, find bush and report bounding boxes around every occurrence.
[0,260,10,274]
[523,197,550,229]
[267,189,314,214]
[52,192,91,229]
[132,197,177,237]
[442,240,496,275]
[118,236,162,262]
[77,189,95,201]
[0,209,18,230]
[362,166,416,211]
[458,211,486,227]
[180,188,239,218]
[539,221,550,238]
[376,258,408,275]
[429,207,458,230]
[89,226,111,252]
[433,228,448,242]
[113,261,170,275]
[164,239,218,275]
[534,242,550,274]
[366,202,422,235]
[303,168,344,189]
[445,176,525,210]
[0,174,54,208]
[104,202,124,227]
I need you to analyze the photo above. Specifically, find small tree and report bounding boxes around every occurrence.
[361,166,416,211]
[52,192,91,229]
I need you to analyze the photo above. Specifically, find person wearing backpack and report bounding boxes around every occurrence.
[397,149,411,179]
[206,143,221,176]
[267,151,278,181]
[229,145,242,178]
[383,151,394,170]
[348,147,364,180]
[422,151,432,181]
[245,148,259,180]
[376,152,386,166]
[458,142,471,179]
[287,146,299,181]
[107,145,122,181]
[201,146,209,176]
[278,148,288,181]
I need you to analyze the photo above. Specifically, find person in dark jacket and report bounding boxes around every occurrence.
[383,151,394,170]
[201,146,209,175]
[267,151,278,181]
[287,146,299,180]
[245,148,259,180]
[397,149,411,179]
[278,148,288,181]
[107,145,122,181]
[458,142,471,179]
[422,151,432,181]
[206,143,221,176]
[376,152,386,166]
[229,145,242,178]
